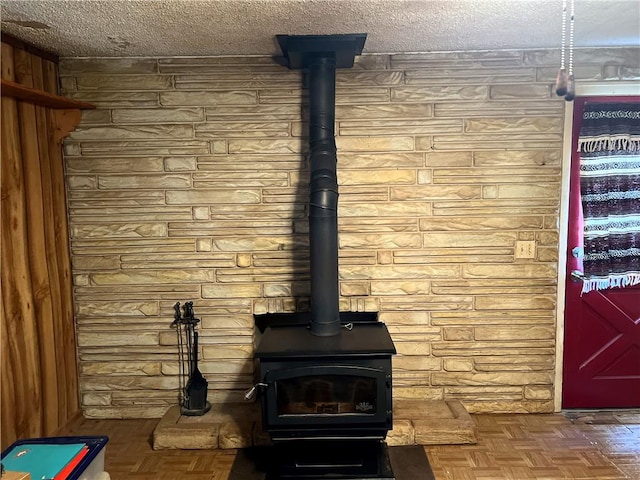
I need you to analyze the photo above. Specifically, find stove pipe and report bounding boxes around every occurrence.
[276,34,366,336]
[308,56,340,336]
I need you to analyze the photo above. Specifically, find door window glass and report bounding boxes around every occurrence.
[276,375,377,415]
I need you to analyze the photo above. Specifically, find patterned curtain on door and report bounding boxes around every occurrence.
[579,102,640,294]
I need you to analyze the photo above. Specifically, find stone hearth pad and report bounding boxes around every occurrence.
[391,399,477,446]
[153,399,476,450]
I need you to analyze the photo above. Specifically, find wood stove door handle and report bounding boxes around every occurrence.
[244,382,268,401]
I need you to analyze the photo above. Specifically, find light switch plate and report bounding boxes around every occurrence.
[515,240,536,259]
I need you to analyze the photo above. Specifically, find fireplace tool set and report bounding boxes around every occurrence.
[172,301,210,416]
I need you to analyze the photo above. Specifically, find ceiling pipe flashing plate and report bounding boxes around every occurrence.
[276,33,367,69]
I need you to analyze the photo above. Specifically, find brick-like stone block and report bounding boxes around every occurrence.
[153,406,220,450]
[413,417,476,445]
[415,400,476,444]
[443,327,474,341]
[444,358,474,372]
[524,385,553,400]
[387,419,415,446]
[395,400,477,445]
[160,90,257,106]
[219,422,254,449]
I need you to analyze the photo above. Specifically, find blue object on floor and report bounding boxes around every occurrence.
[1,436,108,480]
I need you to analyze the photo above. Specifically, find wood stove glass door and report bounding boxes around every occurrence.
[277,374,377,415]
[264,364,391,427]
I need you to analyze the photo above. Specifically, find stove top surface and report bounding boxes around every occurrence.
[255,322,396,359]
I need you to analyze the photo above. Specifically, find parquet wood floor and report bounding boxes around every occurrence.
[65,411,639,479]
[427,412,639,480]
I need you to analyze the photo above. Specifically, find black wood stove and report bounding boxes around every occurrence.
[249,34,397,480]
[256,314,395,441]
[254,313,396,479]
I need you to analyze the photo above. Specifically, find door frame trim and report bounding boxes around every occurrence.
[554,81,640,411]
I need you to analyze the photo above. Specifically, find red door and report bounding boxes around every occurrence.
[562,96,640,408]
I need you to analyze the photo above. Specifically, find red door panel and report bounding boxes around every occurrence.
[562,96,640,409]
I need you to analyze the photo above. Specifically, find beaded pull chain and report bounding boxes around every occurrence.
[565,0,576,101]
[555,0,575,101]
[555,0,568,95]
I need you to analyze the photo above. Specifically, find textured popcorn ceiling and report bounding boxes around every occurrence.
[1,0,639,58]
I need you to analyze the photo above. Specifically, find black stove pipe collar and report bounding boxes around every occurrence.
[308,56,340,336]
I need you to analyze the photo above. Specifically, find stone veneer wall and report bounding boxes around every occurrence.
[59,47,639,418]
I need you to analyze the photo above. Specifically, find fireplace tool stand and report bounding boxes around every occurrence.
[172,301,211,416]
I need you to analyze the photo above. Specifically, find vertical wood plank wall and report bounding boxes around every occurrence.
[1,40,79,450]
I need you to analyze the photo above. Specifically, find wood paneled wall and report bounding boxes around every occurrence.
[1,40,79,450]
